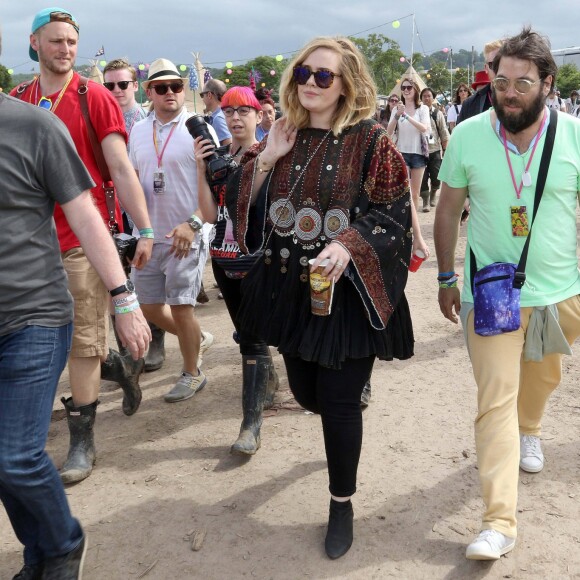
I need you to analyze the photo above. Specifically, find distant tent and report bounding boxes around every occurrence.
[88,61,103,84]
[388,65,427,97]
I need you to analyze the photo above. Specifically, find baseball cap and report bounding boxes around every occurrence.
[29,7,79,62]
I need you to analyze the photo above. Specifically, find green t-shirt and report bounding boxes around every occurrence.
[439,109,580,306]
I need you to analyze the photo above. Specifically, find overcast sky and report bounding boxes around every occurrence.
[2,1,579,75]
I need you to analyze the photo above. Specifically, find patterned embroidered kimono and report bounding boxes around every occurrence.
[226,119,414,369]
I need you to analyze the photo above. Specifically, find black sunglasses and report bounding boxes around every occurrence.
[103,81,133,91]
[293,65,342,89]
[151,82,184,95]
[401,85,414,91]
[388,97,399,102]
[200,91,212,98]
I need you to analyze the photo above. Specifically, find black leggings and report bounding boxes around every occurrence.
[212,261,269,357]
[283,355,375,497]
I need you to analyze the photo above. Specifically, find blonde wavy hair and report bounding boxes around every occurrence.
[279,36,377,136]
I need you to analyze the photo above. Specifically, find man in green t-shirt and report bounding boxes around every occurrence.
[434,27,580,561]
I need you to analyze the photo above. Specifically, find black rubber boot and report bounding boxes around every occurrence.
[144,322,165,372]
[325,499,354,559]
[42,533,87,580]
[263,350,280,410]
[60,398,98,484]
[101,349,144,415]
[12,564,43,580]
[230,355,270,456]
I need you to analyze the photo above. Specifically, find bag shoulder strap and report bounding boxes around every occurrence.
[77,76,117,232]
[470,108,558,291]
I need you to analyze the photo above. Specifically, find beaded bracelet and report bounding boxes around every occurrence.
[114,301,140,315]
[112,294,138,307]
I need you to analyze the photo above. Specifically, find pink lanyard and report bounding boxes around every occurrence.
[501,111,547,200]
[152,121,177,168]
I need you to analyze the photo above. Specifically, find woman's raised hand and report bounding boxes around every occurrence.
[260,117,298,166]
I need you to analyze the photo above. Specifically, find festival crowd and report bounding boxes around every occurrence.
[1,6,579,579]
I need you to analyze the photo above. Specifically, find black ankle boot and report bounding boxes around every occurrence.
[144,323,166,372]
[101,348,144,415]
[231,355,270,455]
[60,398,98,484]
[325,499,354,559]
[42,534,87,580]
[12,564,43,580]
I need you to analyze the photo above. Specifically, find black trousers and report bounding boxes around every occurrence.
[283,355,375,497]
[420,150,442,195]
[212,261,269,357]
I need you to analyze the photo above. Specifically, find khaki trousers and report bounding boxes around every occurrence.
[465,294,580,537]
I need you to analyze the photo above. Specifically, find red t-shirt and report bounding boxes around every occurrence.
[12,73,127,251]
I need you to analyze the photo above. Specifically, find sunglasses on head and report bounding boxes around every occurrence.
[401,85,414,91]
[222,106,254,117]
[151,82,184,95]
[103,81,133,91]
[293,65,342,89]
[492,77,542,95]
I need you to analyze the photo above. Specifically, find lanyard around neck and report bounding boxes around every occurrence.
[500,110,547,200]
[153,120,178,168]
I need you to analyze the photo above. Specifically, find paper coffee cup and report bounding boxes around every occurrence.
[409,250,426,273]
[308,259,335,316]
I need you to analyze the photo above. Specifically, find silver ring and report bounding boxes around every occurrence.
[337,261,344,267]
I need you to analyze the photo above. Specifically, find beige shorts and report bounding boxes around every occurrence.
[62,247,109,357]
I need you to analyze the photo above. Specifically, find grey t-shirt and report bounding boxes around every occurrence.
[0,94,95,336]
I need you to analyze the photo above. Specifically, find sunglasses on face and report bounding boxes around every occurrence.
[401,85,414,91]
[293,65,342,89]
[487,61,494,68]
[458,88,468,93]
[222,106,254,117]
[389,98,399,103]
[103,81,133,91]
[151,82,184,95]
[200,91,212,98]
[492,77,542,95]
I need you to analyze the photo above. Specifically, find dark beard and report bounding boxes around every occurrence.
[493,87,545,134]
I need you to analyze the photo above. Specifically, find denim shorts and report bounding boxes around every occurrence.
[402,152,427,169]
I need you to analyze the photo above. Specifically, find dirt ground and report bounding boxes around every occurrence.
[1,210,579,580]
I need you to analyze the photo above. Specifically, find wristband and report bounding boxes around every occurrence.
[112,294,138,307]
[257,154,273,174]
[189,214,203,227]
[439,274,459,288]
[139,228,154,239]
[114,300,140,315]
[438,271,455,279]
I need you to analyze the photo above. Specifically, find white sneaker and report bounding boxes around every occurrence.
[466,529,515,560]
[197,331,214,368]
[520,434,544,473]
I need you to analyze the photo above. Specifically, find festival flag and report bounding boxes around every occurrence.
[189,65,199,90]
[203,69,212,84]
[95,46,105,57]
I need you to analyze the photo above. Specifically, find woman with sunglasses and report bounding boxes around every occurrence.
[194,86,279,456]
[225,37,419,559]
[381,94,399,132]
[387,78,431,218]
[447,83,472,132]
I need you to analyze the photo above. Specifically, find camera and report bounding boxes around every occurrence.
[185,115,238,185]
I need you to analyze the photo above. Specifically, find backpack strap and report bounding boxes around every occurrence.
[77,76,118,234]
[13,80,34,99]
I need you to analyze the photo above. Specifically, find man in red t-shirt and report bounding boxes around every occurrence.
[12,7,153,483]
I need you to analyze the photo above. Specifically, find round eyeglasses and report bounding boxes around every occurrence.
[492,77,543,95]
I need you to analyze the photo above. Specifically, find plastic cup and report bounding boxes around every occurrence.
[409,250,426,273]
[308,259,335,316]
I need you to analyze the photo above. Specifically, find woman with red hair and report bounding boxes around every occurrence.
[194,86,279,456]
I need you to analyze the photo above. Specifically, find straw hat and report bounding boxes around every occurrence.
[142,58,182,90]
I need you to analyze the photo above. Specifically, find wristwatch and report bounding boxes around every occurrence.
[187,215,203,232]
[109,279,135,297]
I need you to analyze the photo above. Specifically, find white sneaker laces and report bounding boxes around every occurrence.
[521,435,542,458]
